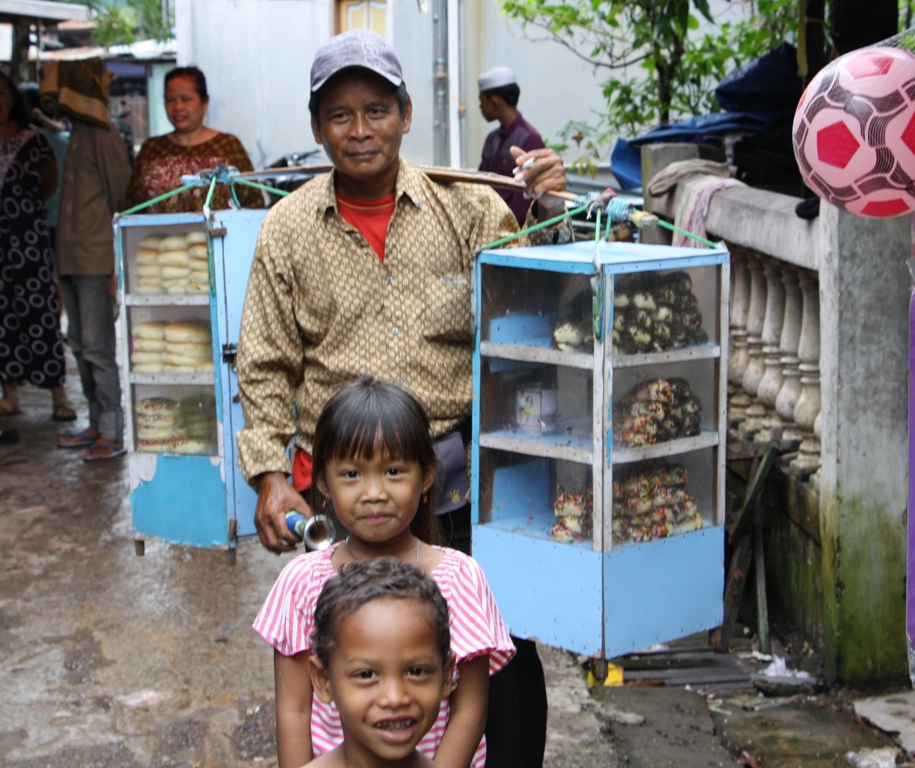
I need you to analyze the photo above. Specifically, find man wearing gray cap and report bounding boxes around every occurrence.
[237,28,564,768]
[478,66,546,225]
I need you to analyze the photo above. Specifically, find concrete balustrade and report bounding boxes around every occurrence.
[642,143,910,686]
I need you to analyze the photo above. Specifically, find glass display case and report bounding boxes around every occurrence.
[115,209,268,553]
[472,240,730,658]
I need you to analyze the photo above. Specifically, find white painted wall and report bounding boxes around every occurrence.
[175,0,331,169]
[175,0,751,170]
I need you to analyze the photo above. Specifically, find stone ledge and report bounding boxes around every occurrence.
[648,184,820,272]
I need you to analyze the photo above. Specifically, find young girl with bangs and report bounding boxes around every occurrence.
[254,376,515,768]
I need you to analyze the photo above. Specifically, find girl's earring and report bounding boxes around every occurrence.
[421,491,428,505]
[322,497,327,509]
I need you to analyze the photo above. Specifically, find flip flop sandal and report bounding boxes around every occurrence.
[52,399,77,422]
[58,429,98,449]
[83,440,127,462]
[0,399,22,416]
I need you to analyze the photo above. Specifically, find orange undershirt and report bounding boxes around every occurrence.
[335,190,396,262]
[291,190,397,492]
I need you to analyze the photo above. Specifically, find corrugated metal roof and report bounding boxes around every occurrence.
[0,0,89,24]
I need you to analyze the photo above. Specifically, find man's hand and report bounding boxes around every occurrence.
[510,146,568,221]
[254,472,313,554]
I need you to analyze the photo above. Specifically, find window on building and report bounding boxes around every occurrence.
[336,0,386,35]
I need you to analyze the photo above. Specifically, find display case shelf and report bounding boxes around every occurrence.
[125,294,211,307]
[479,514,594,550]
[610,431,719,464]
[128,372,215,386]
[479,341,593,370]
[479,422,594,464]
[611,343,721,368]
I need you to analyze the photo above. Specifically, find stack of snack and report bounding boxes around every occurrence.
[130,321,212,373]
[130,322,168,372]
[611,462,703,545]
[163,322,213,372]
[172,393,218,454]
[134,394,217,454]
[130,230,208,295]
[186,232,210,294]
[613,377,701,447]
[551,289,594,353]
[135,237,163,294]
[135,397,180,449]
[611,270,708,355]
[550,485,593,544]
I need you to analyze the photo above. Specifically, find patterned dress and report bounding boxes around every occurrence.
[253,543,516,768]
[125,133,264,214]
[0,128,66,389]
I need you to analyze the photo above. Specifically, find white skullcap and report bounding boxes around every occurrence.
[478,66,516,91]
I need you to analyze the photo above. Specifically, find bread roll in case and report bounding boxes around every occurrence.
[164,322,210,344]
[132,322,167,340]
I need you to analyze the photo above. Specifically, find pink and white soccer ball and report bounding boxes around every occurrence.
[793,46,915,217]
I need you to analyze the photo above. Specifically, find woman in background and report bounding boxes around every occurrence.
[0,70,72,420]
[125,66,263,213]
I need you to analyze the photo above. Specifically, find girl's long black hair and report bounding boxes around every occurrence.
[312,376,442,545]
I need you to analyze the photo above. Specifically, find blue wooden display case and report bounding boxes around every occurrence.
[472,240,730,658]
[114,209,268,553]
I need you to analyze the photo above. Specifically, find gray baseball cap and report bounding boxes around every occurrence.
[310,30,404,92]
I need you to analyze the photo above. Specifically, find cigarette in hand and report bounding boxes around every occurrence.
[512,158,536,176]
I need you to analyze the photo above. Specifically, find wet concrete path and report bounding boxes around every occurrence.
[0,361,908,768]
[0,376,284,768]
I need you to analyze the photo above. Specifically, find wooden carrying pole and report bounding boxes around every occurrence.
[235,163,581,203]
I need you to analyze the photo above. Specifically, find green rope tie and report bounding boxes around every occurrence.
[234,178,291,197]
[479,203,589,251]
[203,176,218,211]
[655,219,718,248]
[120,180,201,216]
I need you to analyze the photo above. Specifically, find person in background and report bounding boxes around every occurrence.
[478,66,546,226]
[0,70,71,422]
[237,31,568,768]
[18,82,69,251]
[42,59,131,461]
[126,66,262,213]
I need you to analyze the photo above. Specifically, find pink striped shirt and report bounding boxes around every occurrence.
[253,544,515,768]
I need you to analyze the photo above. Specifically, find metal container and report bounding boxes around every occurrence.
[516,385,559,433]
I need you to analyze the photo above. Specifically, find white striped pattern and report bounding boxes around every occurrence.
[253,544,516,767]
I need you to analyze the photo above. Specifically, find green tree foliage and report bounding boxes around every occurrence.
[497,0,798,157]
[87,0,174,47]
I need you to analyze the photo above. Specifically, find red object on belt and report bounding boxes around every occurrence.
[292,449,313,492]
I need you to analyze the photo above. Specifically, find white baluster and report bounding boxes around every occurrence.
[739,255,770,440]
[788,271,821,478]
[759,264,801,444]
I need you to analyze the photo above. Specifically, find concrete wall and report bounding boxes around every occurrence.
[819,211,909,683]
[174,0,744,171]
[645,143,911,685]
[174,0,609,169]
[175,0,330,169]
[172,0,612,168]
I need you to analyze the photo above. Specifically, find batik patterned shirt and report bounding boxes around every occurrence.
[125,133,263,213]
[235,159,571,483]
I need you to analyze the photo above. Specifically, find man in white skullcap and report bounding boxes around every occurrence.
[478,65,546,225]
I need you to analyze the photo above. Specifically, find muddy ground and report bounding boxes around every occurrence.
[0,372,909,768]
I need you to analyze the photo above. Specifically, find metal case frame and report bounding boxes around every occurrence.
[114,209,267,550]
[472,240,730,658]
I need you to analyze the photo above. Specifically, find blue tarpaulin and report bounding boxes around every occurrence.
[609,42,803,190]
